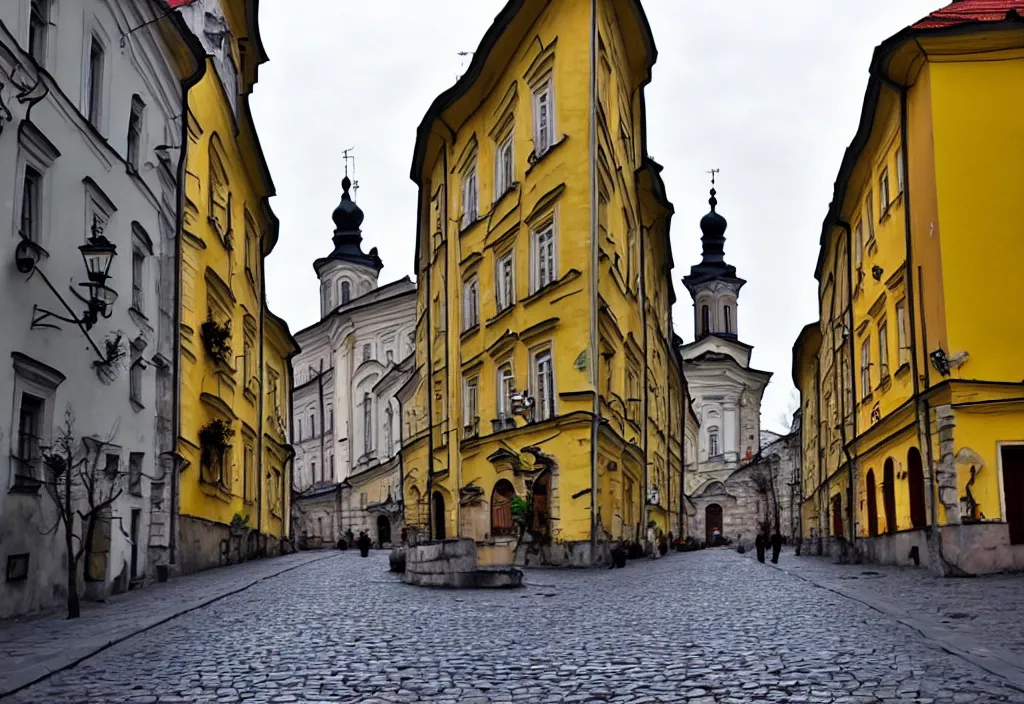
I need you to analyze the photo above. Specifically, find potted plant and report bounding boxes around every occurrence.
[201,313,232,365]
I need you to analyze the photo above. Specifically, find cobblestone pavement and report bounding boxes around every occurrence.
[7,548,1024,703]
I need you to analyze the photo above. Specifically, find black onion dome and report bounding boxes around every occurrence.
[682,186,744,292]
[332,176,364,233]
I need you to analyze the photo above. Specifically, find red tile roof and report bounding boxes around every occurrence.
[913,0,1024,29]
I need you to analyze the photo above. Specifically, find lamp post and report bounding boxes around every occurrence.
[15,215,119,360]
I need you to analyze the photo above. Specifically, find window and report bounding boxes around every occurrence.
[87,38,104,127]
[384,407,393,455]
[127,95,145,172]
[16,393,45,475]
[129,453,143,496]
[532,222,556,292]
[866,192,875,239]
[341,280,351,305]
[29,0,49,66]
[533,348,555,422]
[491,479,516,537]
[104,453,120,479]
[896,146,905,194]
[386,350,394,365]
[533,80,555,156]
[701,305,710,336]
[461,164,478,228]
[464,376,479,429]
[329,453,335,481]
[20,167,41,242]
[498,365,515,418]
[896,299,909,366]
[129,348,143,408]
[879,169,890,214]
[296,419,302,441]
[854,222,864,270]
[463,277,479,330]
[309,413,315,438]
[362,343,372,362]
[860,337,871,396]
[708,427,720,457]
[496,250,515,312]
[495,132,514,197]
[244,213,259,282]
[723,306,732,334]
[131,249,145,312]
[208,141,230,236]
[243,443,255,502]
[311,461,317,484]
[878,321,889,379]
[363,393,373,453]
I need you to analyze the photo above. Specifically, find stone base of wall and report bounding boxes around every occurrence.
[404,538,522,588]
[178,516,284,576]
[939,522,1024,575]
[522,540,611,568]
[857,530,929,568]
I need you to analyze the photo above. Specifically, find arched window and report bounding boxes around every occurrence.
[341,280,351,305]
[866,468,878,536]
[701,304,710,336]
[363,393,373,454]
[384,406,393,456]
[708,426,720,457]
[907,447,926,529]
[208,136,230,236]
[723,305,732,334]
[491,479,516,537]
[883,458,897,534]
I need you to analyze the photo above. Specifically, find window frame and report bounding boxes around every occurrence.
[531,217,557,293]
[460,162,478,229]
[495,131,515,198]
[127,95,145,173]
[362,392,373,455]
[11,353,64,481]
[497,363,515,419]
[895,146,905,194]
[879,168,890,214]
[708,426,720,457]
[895,299,909,366]
[860,337,871,398]
[463,375,479,431]
[854,221,864,270]
[878,320,890,380]
[866,192,875,240]
[531,346,556,422]
[495,249,515,312]
[532,77,555,157]
[29,0,50,67]
[462,275,479,330]
[85,34,106,130]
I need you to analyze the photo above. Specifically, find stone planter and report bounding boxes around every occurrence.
[404,538,522,588]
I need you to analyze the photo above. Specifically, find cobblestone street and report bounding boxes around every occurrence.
[5,549,1024,703]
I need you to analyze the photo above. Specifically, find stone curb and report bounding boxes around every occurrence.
[0,552,335,699]
[759,554,1024,693]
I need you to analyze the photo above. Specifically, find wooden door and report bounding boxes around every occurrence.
[883,459,897,534]
[866,470,878,537]
[908,448,927,530]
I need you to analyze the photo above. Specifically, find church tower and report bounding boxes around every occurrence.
[680,180,772,496]
[313,176,383,319]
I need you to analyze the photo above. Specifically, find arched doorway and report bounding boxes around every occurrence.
[705,503,723,544]
[530,472,550,538]
[377,516,391,546]
[907,447,926,530]
[491,479,516,537]
[866,469,878,537]
[883,458,897,534]
[431,491,446,541]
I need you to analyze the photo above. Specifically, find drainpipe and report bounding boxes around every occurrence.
[318,358,326,484]
[836,219,858,549]
[588,0,600,560]
[423,182,434,540]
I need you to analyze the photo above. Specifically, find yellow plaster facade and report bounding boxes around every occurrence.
[401,0,687,566]
[175,0,297,574]
[795,7,1024,574]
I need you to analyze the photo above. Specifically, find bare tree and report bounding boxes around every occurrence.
[775,389,801,434]
[750,457,782,534]
[40,407,124,619]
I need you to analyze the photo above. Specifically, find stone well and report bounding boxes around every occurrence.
[403,538,522,588]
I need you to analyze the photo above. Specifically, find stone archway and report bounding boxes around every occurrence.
[705,503,723,544]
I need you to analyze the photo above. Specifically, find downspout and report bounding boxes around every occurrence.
[836,219,858,549]
[814,356,822,544]
[257,225,267,541]
[678,373,686,540]
[639,235,649,535]
[170,48,207,566]
[318,358,326,483]
[588,0,600,560]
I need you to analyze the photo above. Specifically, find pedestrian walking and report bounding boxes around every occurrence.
[754,525,767,563]
[356,531,372,557]
[646,521,659,560]
[770,530,783,564]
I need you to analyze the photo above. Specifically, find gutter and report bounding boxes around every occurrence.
[588,0,600,560]
[168,11,208,567]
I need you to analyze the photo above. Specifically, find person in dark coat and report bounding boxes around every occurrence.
[356,531,372,557]
[770,530,783,564]
[754,527,767,563]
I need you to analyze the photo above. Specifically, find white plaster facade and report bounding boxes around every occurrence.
[0,0,199,617]
[290,181,415,546]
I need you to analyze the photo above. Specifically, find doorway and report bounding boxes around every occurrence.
[377,515,391,546]
[866,470,878,537]
[705,503,723,544]
[1002,446,1024,545]
[130,509,141,580]
[908,448,927,530]
[431,491,446,541]
[883,458,897,534]
[531,472,551,539]
[831,493,843,537]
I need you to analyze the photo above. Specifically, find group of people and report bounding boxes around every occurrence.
[754,524,783,564]
[340,528,373,557]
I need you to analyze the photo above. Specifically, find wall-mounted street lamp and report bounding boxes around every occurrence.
[510,388,535,423]
[15,216,118,361]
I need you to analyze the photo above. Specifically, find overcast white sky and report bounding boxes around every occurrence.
[252,0,941,435]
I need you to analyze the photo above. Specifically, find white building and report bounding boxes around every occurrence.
[290,177,415,547]
[680,185,772,538]
[0,0,201,617]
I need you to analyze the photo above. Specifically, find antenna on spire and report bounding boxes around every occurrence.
[456,51,475,80]
[342,147,359,201]
[706,168,720,187]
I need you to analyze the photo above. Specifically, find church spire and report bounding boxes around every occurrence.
[682,171,744,294]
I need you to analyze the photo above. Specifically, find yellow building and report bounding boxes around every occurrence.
[794,0,1024,574]
[172,0,298,574]
[400,0,685,566]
